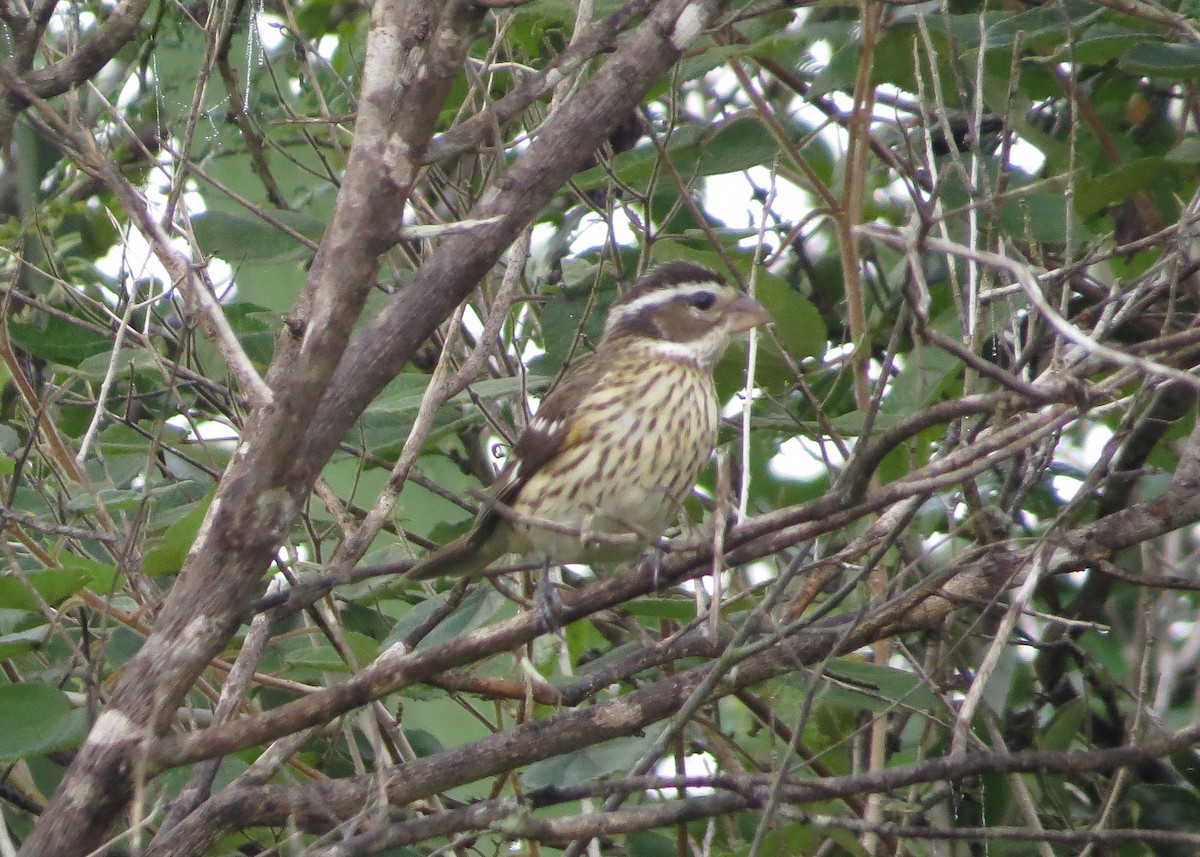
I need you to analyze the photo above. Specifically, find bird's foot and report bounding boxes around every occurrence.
[535,562,569,636]
[578,513,599,551]
[633,536,676,591]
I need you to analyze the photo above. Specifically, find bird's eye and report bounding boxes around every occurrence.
[689,291,717,310]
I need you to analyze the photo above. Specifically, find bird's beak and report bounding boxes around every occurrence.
[726,292,773,333]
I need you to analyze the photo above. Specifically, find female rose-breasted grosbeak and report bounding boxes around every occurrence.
[408,260,772,581]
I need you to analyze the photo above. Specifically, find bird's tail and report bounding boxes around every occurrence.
[406,525,508,581]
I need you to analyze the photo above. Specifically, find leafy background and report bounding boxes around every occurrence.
[6,0,1200,855]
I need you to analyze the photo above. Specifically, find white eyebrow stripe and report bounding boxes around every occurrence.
[604,281,726,331]
[644,339,702,362]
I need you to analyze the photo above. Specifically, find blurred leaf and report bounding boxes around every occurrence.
[191,209,325,264]
[385,586,507,649]
[0,569,92,611]
[1130,783,1200,857]
[694,118,782,177]
[1167,138,1200,165]
[623,597,705,621]
[0,684,87,761]
[538,276,618,375]
[755,274,826,362]
[1003,190,1093,244]
[822,658,941,713]
[521,723,666,788]
[224,304,280,367]
[1075,158,1177,217]
[74,346,166,381]
[730,822,818,857]
[282,630,380,672]
[7,316,112,366]
[574,117,786,191]
[0,625,51,659]
[367,375,551,419]
[58,557,121,592]
[985,0,1104,50]
[824,409,910,435]
[627,831,675,857]
[1120,42,1200,77]
[143,489,216,577]
[882,325,962,415]
[95,422,188,455]
[1039,699,1087,751]
[1050,26,1145,64]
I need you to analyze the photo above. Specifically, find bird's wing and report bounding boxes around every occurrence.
[408,356,607,580]
[489,353,604,509]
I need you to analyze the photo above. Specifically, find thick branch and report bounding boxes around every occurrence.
[17,4,484,855]
[144,483,1200,850]
[299,0,722,471]
[423,0,658,164]
[12,0,153,100]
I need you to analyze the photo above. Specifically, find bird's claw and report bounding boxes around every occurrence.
[645,546,666,590]
[536,562,568,637]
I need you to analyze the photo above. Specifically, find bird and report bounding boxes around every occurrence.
[406,260,772,583]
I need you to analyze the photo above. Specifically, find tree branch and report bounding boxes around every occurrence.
[17,3,485,854]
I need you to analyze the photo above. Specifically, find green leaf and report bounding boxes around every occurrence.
[391,455,481,544]
[812,27,930,100]
[58,557,121,592]
[573,117,785,192]
[920,11,1008,51]
[521,723,667,788]
[537,273,619,375]
[159,756,251,801]
[572,124,706,192]
[731,822,819,857]
[883,321,963,415]
[0,568,92,610]
[570,641,646,680]
[627,831,675,857]
[95,422,188,455]
[227,259,309,314]
[191,209,325,265]
[1039,698,1087,751]
[404,728,444,758]
[1002,190,1093,245]
[1050,26,1146,65]
[0,625,51,659]
[7,316,113,366]
[693,118,782,177]
[754,274,826,362]
[385,586,507,649]
[282,629,380,672]
[1167,138,1200,165]
[1075,158,1176,217]
[74,346,166,381]
[1130,783,1200,839]
[820,658,942,713]
[143,489,216,576]
[368,375,551,418]
[824,410,910,436]
[622,597,704,621]
[64,487,155,514]
[0,684,87,761]
[985,0,1105,51]
[224,303,280,367]
[1120,42,1200,77]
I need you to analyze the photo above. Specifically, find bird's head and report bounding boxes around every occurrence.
[601,261,773,368]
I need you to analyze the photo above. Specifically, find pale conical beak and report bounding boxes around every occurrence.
[726,292,773,334]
